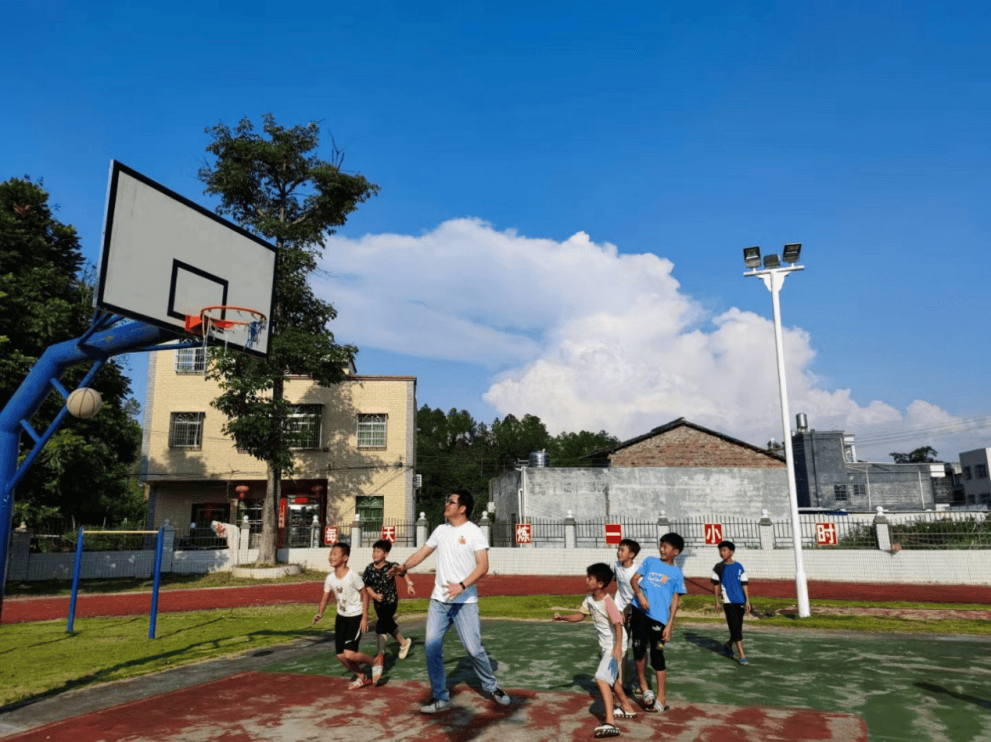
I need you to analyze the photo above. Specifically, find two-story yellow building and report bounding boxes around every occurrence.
[140,347,416,546]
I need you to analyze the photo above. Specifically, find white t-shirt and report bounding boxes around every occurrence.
[580,593,626,654]
[426,521,489,604]
[613,560,638,612]
[323,568,365,617]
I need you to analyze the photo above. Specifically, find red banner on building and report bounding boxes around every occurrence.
[816,522,838,546]
[605,523,623,545]
[381,525,397,543]
[704,523,723,545]
[515,523,532,545]
[324,525,339,546]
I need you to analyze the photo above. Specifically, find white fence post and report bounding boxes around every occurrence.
[239,516,251,563]
[564,511,576,549]
[759,509,775,550]
[310,514,320,548]
[351,513,362,547]
[479,512,491,545]
[416,512,429,546]
[160,521,175,572]
[874,506,892,551]
[656,511,670,544]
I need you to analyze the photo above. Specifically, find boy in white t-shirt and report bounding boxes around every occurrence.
[613,538,641,695]
[554,563,639,738]
[313,542,376,690]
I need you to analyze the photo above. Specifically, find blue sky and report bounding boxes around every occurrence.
[4,1,990,462]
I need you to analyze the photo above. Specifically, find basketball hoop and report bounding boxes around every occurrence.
[186,305,267,352]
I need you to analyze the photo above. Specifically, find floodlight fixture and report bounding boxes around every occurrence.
[782,243,802,264]
[743,246,761,269]
[763,253,781,269]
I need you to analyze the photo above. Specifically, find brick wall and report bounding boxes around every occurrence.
[609,425,784,469]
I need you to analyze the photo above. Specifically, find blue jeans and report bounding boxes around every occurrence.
[425,599,498,701]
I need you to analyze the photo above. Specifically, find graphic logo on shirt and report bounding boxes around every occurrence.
[336,586,343,594]
[647,573,670,587]
[458,536,466,544]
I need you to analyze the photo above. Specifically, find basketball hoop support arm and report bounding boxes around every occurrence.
[0,318,179,623]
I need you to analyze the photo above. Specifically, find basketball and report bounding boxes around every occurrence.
[66,388,103,419]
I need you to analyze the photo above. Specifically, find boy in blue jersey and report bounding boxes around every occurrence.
[711,540,751,666]
[629,532,686,713]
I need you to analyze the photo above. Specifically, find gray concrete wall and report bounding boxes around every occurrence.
[490,466,791,521]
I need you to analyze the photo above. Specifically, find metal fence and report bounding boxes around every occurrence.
[667,516,764,550]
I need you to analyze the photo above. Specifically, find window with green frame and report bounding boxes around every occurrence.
[356,495,384,532]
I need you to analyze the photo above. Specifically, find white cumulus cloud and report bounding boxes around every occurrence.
[319,219,981,462]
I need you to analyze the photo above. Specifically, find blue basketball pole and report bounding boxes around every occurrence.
[66,527,85,633]
[149,525,165,639]
[0,318,178,624]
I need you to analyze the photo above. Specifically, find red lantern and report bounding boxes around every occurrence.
[235,485,250,500]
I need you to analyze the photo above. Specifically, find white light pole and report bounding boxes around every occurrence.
[743,244,811,618]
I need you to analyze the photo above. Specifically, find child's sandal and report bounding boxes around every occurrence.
[594,723,621,738]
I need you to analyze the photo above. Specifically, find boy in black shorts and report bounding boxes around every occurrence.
[363,538,416,681]
[313,542,377,690]
[629,532,686,712]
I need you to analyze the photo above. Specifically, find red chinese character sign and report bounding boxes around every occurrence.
[381,525,397,543]
[605,523,623,545]
[816,522,838,546]
[515,523,532,545]
[704,523,723,545]
[324,525,339,546]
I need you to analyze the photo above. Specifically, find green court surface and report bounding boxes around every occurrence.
[268,619,991,742]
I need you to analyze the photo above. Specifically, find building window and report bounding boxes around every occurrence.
[357,413,387,449]
[852,484,866,497]
[964,466,972,480]
[976,464,989,479]
[834,484,848,501]
[356,495,384,532]
[169,412,204,449]
[175,347,206,374]
[287,404,321,449]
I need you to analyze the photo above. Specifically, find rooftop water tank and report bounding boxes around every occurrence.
[528,450,551,468]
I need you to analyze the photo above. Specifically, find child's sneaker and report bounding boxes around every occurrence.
[399,637,413,660]
[739,657,749,666]
[491,688,511,706]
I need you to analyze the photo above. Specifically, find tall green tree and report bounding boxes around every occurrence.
[414,407,619,524]
[199,114,378,564]
[0,177,145,531]
[890,446,941,464]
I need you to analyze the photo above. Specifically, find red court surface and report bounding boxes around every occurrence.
[0,671,868,742]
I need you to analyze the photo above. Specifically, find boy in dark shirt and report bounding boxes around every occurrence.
[362,538,416,682]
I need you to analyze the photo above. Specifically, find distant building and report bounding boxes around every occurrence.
[959,448,991,506]
[140,347,416,545]
[489,418,789,523]
[790,415,952,511]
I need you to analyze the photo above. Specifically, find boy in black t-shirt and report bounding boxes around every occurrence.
[362,538,416,682]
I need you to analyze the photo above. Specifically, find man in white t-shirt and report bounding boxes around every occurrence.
[392,489,511,714]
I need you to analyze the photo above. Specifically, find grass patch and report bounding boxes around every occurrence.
[0,604,324,708]
[1,593,989,710]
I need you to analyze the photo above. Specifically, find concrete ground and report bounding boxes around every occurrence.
[2,615,988,742]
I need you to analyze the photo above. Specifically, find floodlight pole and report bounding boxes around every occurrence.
[745,263,811,618]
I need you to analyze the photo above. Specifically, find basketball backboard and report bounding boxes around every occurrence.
[97,161,276,357]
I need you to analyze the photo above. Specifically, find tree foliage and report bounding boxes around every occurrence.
[0,177,145,531]
[198,114,378,563]
[415,406,618,524]
[890,446,941,464]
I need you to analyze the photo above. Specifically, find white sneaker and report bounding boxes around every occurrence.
[399,637,412,660]
[420,698,451,714]
[491,688,511,706]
